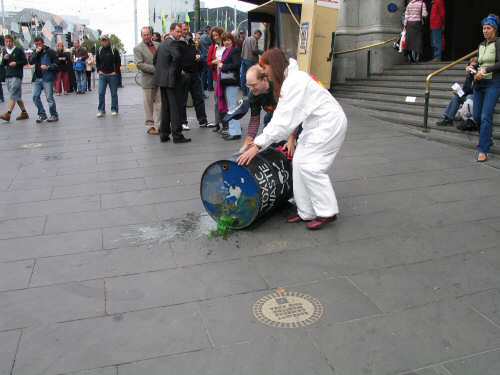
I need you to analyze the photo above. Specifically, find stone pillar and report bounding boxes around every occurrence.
[333,0,405,83]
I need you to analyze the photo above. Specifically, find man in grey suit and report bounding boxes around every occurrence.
[134,26,161,135]
[154,23,191,144]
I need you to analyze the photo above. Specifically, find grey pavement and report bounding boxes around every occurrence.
[0,80,500,375]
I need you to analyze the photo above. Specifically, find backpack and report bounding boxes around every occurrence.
[73,60,85,72]
[457,96,474,121]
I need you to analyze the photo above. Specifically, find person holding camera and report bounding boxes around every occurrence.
[0,35,29,122]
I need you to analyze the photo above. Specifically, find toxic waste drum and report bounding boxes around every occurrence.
[200,148,293,229]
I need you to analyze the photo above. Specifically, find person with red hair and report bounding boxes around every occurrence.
[238,49,348,230]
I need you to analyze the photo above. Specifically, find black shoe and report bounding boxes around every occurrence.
[35,116,47,123]
[211,125,221,132]
[224,135,242,141]
[199,122,208,128]
[160,135,171,143]
[173,136,192,144]
[207,122,217,128]
[47,116,59,123]
[436,118,452,126]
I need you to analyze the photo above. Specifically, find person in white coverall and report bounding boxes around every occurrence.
[238,48,348,230]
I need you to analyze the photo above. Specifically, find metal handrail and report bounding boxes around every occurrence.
[333,37,398,56]
[423,49,478,132]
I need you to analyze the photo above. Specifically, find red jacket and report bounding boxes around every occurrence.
[207,43,218,81]
[430,0,445,30]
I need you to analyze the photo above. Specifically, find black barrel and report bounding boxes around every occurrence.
[200,147,293,229]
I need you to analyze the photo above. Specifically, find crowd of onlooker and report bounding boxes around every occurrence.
[134,23,264,144]
[0,33,123,124]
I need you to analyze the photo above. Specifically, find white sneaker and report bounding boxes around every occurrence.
[182,123,190,131]
[111,112,118,116]
[96,112,105,118]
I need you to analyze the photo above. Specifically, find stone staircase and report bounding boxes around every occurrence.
[333,62,500,153]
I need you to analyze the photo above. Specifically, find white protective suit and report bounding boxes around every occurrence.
[254,59,348,220]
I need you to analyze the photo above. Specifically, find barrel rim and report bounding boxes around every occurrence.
[200,159,261,230]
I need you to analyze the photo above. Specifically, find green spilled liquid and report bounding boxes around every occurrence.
[209,215,237,240]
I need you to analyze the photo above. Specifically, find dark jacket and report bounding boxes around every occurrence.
[30,46,58,82]
[56,50,73,73]
[2,47,27,79]
[154,36,182,89]
[179,36,199,74]
[479,38,500,81]
[73,47,89,61]
[96,46,121,75]
[200,32,211,61]
[220,47,242,87]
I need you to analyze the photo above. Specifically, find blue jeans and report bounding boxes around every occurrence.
[240,59,256,96]
[200,59,212,91]
[225,85,242,136]
[443,94,462,120]
[32,79,58,117]
[473,79,500,154]
[431,29,443,60]
[75,70,87,93]
[98,74,119,113]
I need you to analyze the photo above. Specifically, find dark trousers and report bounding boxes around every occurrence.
[180,72,207,125]
[160,86,183,140]
[86,71,92,91]
[200,60,213,91]
[0,82,3,101]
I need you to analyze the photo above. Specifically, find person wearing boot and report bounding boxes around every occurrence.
[0,35,29,123]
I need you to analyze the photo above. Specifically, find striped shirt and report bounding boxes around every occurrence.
[404,0,428,24]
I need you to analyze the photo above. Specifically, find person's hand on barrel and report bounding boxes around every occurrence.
[237,143,260,166]
[238,136,254,154]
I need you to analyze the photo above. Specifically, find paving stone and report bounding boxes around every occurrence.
[0,260,34,292]
[44,205,160,234]
[0,216,45,240]
[56,160,140,176]
[13,303,209,375]
[30,245,175,286]
[144,172,201,189]
[100,185,199,209]
[62,367,117,375]
[443,349,500,375]
[0,330,20,375]
[0,195,100,220]
[460,289,500,327]
[0,280,104,330]
[349,248,500,312]
[309,300,500,375]
[0,188,52,205]
[118,334,333,375]
[106,259,267,314]
[200,278,382,346]
[0,230,101,262]
[52,178,147,199]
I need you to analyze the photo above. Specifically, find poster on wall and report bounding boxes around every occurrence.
[317,0,340,9]
[298,22,309,54]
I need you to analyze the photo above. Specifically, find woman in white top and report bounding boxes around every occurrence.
[238,49,348,230]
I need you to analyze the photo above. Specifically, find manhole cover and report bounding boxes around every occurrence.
[253,288,324,328]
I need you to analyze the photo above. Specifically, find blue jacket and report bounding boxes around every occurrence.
[30,46,58,82]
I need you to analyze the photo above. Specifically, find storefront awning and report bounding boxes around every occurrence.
[242,0,302,6]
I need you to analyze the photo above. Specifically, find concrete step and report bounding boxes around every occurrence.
[391,62,467,71]
[334,85,453,100]
[333,89,500,115]
[382,69,466,77]
[342,79,455,91]
[367,74,464,83]
[337,97,500,127]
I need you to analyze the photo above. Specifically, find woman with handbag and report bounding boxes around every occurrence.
[218,32,242,140]
[404,0,428,63]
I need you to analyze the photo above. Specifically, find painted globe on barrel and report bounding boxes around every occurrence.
[200,148,293,229]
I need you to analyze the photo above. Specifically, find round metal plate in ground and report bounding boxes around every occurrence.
[253,288,324,328]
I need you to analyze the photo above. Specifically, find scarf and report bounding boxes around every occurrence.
[215,46,233,114]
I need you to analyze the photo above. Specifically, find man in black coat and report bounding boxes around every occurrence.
[179,23,208,130]
[154,23,191,143]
